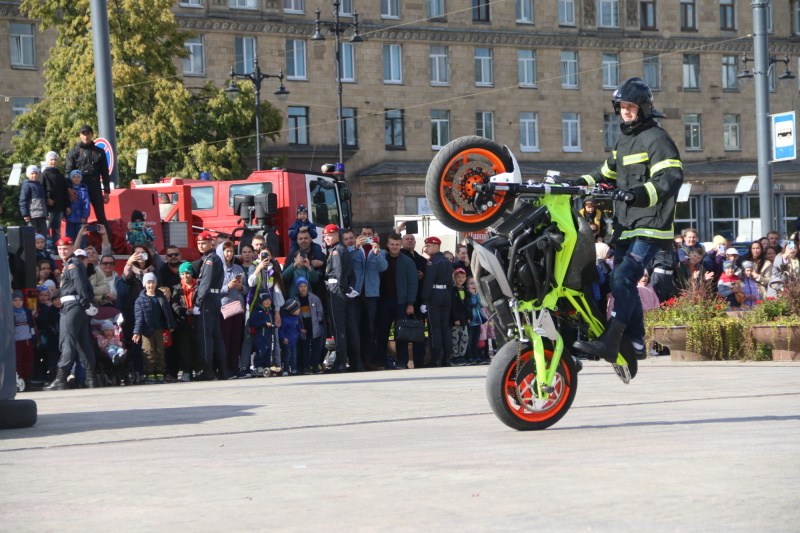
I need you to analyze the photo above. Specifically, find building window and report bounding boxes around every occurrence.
[180,0,203,7]
[722,55,738,90]
[680,0,697,30]
[598,0,620,28]
[516,0,533,23]
[559,0,575,25]
[602,53,619,89]
[562,112,581,152]
[561,51,579,88]
[427,0,445,18]
[385,109,405,149]
[431,110,450,149]
[381,0,400,18]
[230,0,257,9]
[684,113,702,149]
[795,2,800,35]
[783,197,800,237]
[284,0,303,12]
[183,36,205,75]
[430,46,450,85]
[643,53,660,89]
[709,196,739,238]
[288,106,309,145]
[723,114,740,150]
[641,0,657,29]
[476,111,494,140]
[767,1,774,32]
[474,48,493,86]
[234,37,256,75]
[683,54,700,89]
[604,113,620,150]
[338,0,352,16]
[10,23,36,68]
[518,50,537,87]
[769,65,777,91]
[720,0,736,31]
[341,108,357,147]
[11,97,36,134]
[286,40,307,79]
[473,0,491,22]
[674,197,698,237]
[340,42,355,82]
[383,44,403,84]
[519,112,539,152]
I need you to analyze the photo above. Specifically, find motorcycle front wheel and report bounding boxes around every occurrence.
[425,136,513,232]
[486,340,578,431]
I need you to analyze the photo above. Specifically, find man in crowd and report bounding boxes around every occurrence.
[421,236,454,367]
[767,230,783,253]
[65,125,112,238]
[323,224,358,372]
[348,226,388,369]
[194,231,226,380]
[376,233,419,369]
[400,232,428,368]
[158,245,183,298]
[677,228,705,263]
[45,237,98,390]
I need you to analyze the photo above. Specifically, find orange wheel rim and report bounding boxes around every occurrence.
[438,148,507,224]
[503,351,571,422]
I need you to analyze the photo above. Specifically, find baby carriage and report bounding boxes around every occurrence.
[91,307,133,386]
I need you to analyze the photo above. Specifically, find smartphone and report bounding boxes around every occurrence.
[718,245,726,254]
[140,252,148,260]
[405,221,419,234]
[365,237,373,244]
[85,224,100,232]
[261,252,269,260]
[299,250,307,259]
[788,242,796,251]
[235,273,243,280]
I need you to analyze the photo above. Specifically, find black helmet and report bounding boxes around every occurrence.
[611,77,665,120]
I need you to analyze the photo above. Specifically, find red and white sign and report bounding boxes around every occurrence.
[93,137,115,176]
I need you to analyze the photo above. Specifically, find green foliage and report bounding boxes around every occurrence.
[6,0,282,194]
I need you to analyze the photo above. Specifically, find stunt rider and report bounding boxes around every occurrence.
[571,77,683,363]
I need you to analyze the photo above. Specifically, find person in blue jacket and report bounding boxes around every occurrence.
[65,170,91,245]
[19,165,49,236]
[132,272,177,384]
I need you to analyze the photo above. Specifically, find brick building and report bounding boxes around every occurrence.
[3,0,800,239]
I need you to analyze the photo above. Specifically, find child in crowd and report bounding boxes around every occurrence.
[279,298,304,375]
[65,170,91,245]
[132,272,176,384]
[13,290,36,388]
[294,277,325,375]
[739,261,760,309]
[35,234,57,273]
[249,293,277,375]
[95,320,126,365]
[41,151,68,251]
[19,165,49,236]
[127,209,156,248]
[34,285,60,383]
[287,205,318,257]
[450,268,469,366]
[717,260,741,309]
[465,277,489,365]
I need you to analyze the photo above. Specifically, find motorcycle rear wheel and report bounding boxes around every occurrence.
[486,340,577,431]
[425,136,513,232]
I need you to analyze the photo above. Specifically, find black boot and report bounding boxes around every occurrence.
[85,367,97,388]
[44,368,69,391]
[573,318,627,364]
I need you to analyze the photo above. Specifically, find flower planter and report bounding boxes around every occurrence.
[652,326,710,361]
[751,325,800,361]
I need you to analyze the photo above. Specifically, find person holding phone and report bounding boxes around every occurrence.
[767,237,799,297]
[282,249,320,298]
[219,241,248,377]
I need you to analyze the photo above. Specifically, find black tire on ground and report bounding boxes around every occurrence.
[425,136,513,232]
[0,399,38,430]
[485,339,578,431]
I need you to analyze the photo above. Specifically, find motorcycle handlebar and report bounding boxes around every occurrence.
[475,182,615,200]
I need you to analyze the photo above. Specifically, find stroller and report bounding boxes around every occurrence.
[91,307,133,386]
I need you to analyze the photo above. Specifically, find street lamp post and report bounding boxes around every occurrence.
[737,1,795,236]
[311,0,363,175]
[225,58,289,171]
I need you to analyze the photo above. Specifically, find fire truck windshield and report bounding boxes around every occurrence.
[309,179,341,227]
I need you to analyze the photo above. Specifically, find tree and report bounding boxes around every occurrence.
[10,0,282,188]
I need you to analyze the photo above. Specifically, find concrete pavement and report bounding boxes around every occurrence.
[1,359,799,532]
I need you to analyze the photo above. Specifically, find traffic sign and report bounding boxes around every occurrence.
[771,112,796,162]
[93,137,116,175]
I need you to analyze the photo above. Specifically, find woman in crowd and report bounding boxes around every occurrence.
[247,246,285,328]
[219,241,248,375]
[97,254,126,309]
[743,240,769,299]
[238,243,256,272]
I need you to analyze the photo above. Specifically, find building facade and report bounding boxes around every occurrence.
[3,0,800,239]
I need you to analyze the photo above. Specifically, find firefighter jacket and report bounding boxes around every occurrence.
[581,118,683,241]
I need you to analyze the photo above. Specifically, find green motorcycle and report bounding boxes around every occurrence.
[426,136,638,431]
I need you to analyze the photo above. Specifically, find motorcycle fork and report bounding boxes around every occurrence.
[523,326,564,400]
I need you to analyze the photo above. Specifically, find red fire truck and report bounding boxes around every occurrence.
[99,168,352,262]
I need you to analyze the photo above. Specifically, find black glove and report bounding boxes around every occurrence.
[611,187,636,205]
